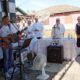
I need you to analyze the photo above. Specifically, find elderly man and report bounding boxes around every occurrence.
[52,18,65,39]
[51,18,65,46]
[32,18,43,39]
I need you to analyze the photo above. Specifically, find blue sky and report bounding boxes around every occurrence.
[16,0,80,11]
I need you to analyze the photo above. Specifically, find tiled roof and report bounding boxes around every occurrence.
[36,4,80,16]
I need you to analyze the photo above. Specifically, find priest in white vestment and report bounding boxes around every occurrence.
[51,18,65,39]
[51,18,65,44]
[32,18,43,39]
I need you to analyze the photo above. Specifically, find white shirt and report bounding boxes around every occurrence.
[9,23,20,47]
[9,23,19,33]
[32,22,43,38]
[52,24,65,39]
[0,23,19,37]
[0,24,19,58]
[0,24,19,47]
[17,21,24,31]
[0,25,12,59]
[0,25,12,37]
[24,25,34,39]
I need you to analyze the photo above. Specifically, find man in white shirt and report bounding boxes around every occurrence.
[23,20,37,52]
[16,17,25,31]
[24,20,34,39]
[52,18,65,39]
[0,16,14,78]
[32,18,43,39]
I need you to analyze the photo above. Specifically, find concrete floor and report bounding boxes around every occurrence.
[0,56,80,80]
[52,56,80,80]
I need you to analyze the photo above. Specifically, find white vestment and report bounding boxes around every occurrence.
[32,22,43,38]
[24,25,34,39]
[51,24,65,39]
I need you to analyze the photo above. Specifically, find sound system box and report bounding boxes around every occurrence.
[47,45,63,63]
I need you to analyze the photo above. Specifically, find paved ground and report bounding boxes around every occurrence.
[52,56,80,80]
[0,56,80,80]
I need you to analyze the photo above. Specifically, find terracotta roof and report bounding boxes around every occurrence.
[36,4,80,16]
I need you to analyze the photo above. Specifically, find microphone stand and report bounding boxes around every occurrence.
[18,37,28,80]
[10,31,28,80]
[10,38,24,80]
[18,39,24,80]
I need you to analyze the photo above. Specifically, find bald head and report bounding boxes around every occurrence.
[56,18,60,25]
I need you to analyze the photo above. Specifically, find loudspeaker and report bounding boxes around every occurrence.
[47,45,63,63]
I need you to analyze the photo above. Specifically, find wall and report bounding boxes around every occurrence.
[43,12,80,38]
[49,12,80,30]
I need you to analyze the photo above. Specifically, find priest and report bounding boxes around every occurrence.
[51,18,65,39]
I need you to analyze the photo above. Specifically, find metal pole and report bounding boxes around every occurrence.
[2,0,8,16]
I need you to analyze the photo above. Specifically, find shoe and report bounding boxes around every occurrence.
[5,72,11,78]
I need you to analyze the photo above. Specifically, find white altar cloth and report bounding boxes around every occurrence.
[33,38,77,60]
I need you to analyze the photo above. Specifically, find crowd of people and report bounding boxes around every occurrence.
[0,15,80,79]
[0,16,43,78]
